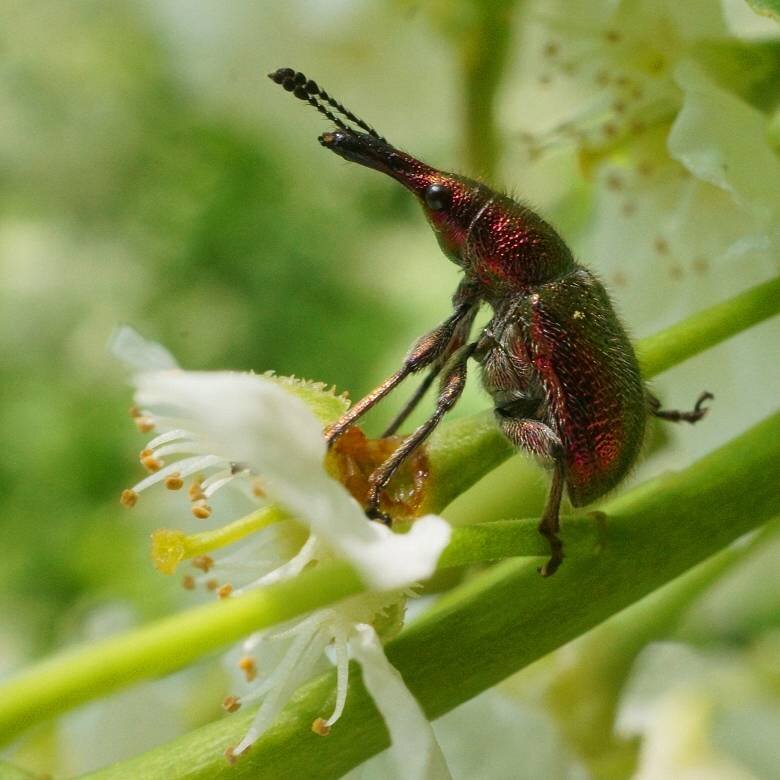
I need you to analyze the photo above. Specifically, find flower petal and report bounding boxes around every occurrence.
[669,59,780,221]
[351,624,451,780]
[109,326,179,372]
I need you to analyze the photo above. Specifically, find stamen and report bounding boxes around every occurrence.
[134,416,155,433]
[192,501,212,520]
[239,656,258,682]
[311,718,331,736]
[192,555,214,573]
[201,470,240,499]
[189,479,205,501]
[120,488,138,508]
[164,472,184,490]
[217,583,233,599]
[130,454,224,499]
[326,626,349,727]
[223,695,242,713]
[141,455,164,472]
[144,428,190,450]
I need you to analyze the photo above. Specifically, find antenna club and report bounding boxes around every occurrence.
[268,66,387,144]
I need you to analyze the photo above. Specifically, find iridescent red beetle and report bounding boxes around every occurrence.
[270,67,712,576]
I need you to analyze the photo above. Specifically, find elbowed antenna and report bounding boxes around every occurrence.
[268,67,387,143]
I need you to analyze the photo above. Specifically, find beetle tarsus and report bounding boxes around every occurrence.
[366,506,393,527]
[537,461,565,577]
[650,390,714,424]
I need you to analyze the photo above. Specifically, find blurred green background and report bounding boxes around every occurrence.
[1,1,778,776]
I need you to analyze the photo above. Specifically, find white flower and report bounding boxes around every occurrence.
[111,326,451,773]
[513,0,779,328]
[615,641,778,779]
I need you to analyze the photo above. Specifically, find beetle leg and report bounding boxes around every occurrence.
[381,304,478,437]
[649,391,714,424]
[325,301,476,447]
[364,342,476,523]
[380,364,441,437]
[497,414,566,577]
[537,461,565,577]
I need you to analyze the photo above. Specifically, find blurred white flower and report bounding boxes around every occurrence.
[111,327,451,772]
[616,641,779,779]
[514,0,780,328]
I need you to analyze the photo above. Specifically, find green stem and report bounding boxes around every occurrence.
[88,412,780,779]
[0,563,363,745]
[0,277,777,750]
[636,276,780,377]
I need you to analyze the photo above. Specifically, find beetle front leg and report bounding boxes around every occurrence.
[381,302,478,437]
[325,300,476,447]
[365,343,475,523]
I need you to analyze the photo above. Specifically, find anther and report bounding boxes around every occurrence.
[252,478,266,498]
[311,718,331,736]
[222,695,242,713]
[224,746,239,765]
[217,583,233,599]
[205,578,219,591]
[120,488,138,508]
[192,555,214,573]
[128,405,141,418]
[164,472,184,490]
[181,574,195,590]
[192,501,212,520]
[141,455,164,472]
[134,416,155,433]
[238,656,257,682]
[188,479,206,501]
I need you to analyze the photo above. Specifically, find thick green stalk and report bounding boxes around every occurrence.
[88,412,780,779]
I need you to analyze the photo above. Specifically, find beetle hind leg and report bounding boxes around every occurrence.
[537,461,565,578]
[497,414,566,577]
[649,391,714,424]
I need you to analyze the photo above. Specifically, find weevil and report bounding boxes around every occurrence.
[269,67,712,576]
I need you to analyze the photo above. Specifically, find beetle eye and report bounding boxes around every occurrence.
[424,183,451,211]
